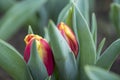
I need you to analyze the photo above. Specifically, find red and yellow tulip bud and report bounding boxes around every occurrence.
[24,34,54,76]
[57,22,79,57]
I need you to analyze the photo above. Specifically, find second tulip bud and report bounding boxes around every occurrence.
[57,22,79,57]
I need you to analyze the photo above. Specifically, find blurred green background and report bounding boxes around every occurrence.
[0,0,120,80]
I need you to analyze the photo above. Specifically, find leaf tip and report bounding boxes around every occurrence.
[28,25,33,34]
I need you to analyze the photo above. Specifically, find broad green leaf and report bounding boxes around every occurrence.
[97,38,106,60]
[73,3,96,80]
[96,39,120,70]
[0,0,47,40]
[28,25,34,34]
[0,0,40,32]
[85,66,120,80]
[110,3,120,36]
[0,0,16,12]
[74,0,89,25]
[28,40,48,80]
[48,21,78,80]
[0,39,32,80]
[25,14,39,29]
[91,13,97,47]
[73,3,96,67]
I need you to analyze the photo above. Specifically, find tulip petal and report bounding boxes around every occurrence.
[38,39,54,75]
[24,40,31,63]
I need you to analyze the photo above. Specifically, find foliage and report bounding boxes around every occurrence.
[0,0,120,80]
[110,0,120,36]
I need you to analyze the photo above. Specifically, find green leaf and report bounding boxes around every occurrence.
[91,13,97,47]
[73,3,96,80]
[51,66,59,80]
[28,25,34,34]
[28,40,48,80]
[96,39,120,70]
[74,0,90,25]
[85,66,120,80]
[73,3,96,67]
[0,0,47,40]
[57,2,78,41]
[48,20,78,80]
[110,3,120,36]
[57,3,72,24]
[0,0,16,12]
[97,38,106,60]
[0,39,32,80]
[65,6,73,30]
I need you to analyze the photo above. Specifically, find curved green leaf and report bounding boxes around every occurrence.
[75,0,89,25]
[96,39,120,70]
[73,3,96,67]
[0,0,16,12]
[73,3,96,80]
[85,66,120,80]
[110,3,120,36]
[97,38,106,60]
[0,39,32,80]
[91,13,97,46]
[0,0,47,40]
[28,40,48,80]
[48,21,78,80]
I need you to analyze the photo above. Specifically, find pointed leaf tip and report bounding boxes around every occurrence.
[28,25,33,34]
[96,39,120,70]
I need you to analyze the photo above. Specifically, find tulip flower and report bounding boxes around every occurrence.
[24,34,54,76]
[57,22,79,57]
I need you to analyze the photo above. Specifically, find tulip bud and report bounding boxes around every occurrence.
[24,34,54,76]
[57,22,79,57]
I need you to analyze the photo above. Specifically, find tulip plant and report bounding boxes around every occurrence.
[0,0,120,80]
